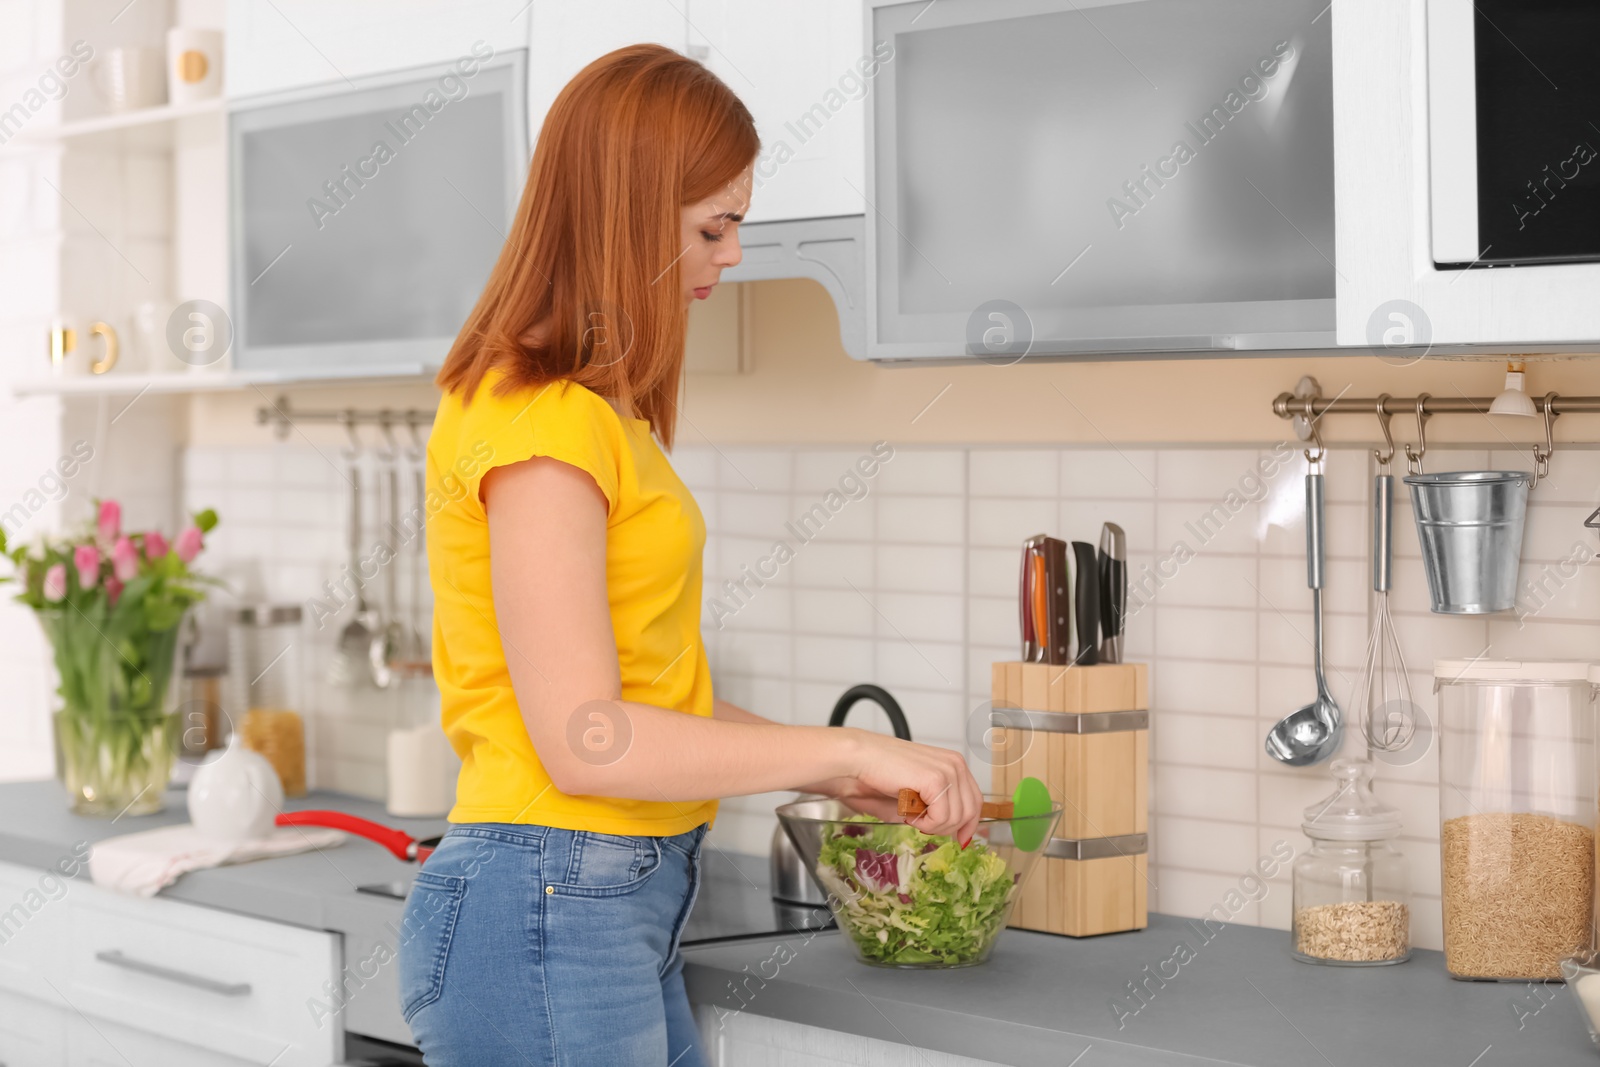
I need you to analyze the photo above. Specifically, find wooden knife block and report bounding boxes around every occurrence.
[991,661,1149,938]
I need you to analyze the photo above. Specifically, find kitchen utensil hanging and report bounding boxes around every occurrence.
[369,414,406,689]
[333,414,379,686]
[396,413,431,678]
[1354,398,1414,753]
[1266,417,1343,767]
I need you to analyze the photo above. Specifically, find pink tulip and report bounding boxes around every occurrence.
[105,577,123,606]
[42,564,66,602]
[143,531,169,560]
[73,545,100,589]
[174,526,204,564]
[112,536,139,582]
[96,500,121,549]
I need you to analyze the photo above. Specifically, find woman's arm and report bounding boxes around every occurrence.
[713,698,854,797]
[483,456,984,840]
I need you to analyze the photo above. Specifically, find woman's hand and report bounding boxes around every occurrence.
[832,728,985,845]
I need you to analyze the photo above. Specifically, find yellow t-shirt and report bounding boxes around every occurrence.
[426,371,717,836]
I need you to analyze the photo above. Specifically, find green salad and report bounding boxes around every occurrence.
[814,815,1017,966]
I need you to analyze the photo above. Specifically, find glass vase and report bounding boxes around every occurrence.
[45,614,184,817]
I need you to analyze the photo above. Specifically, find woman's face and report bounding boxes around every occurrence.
[677,167,752,307]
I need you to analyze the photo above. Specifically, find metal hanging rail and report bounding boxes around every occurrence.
[1271,376,1596,488]
[1270,393,1600,419]
[255,395,434,452]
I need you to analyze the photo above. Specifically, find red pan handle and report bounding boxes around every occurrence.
[276,810,420,862]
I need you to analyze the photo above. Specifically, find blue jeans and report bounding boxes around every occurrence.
[398,821,710,1066]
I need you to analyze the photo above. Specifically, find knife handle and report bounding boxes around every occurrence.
[1100,556,1125,663]
[1070,541,1100,666]
[1043,537,1071,665]
[1019,540,1043,661]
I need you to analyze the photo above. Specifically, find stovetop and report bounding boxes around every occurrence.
[345,847,832,1063]
[680,847,835,945]
[356,847,833,945]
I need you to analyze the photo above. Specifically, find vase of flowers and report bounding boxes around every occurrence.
[0,500,219,816]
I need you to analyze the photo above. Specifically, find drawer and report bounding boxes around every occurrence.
[0,987,67,1067]
[67,1015,256,1067]
[61,885,339,1066]
[0,859,80,998]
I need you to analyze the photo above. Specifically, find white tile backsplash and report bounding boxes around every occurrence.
[157,439,1600,956]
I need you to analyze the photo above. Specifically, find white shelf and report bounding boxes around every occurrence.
[5,98,225,151]
[8,363,436,398]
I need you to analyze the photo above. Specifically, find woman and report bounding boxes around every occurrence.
[397,45,983,1066]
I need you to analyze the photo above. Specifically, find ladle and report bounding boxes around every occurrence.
[1266,465,1343,766]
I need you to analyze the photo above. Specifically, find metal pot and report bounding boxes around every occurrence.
[769,685,909,904]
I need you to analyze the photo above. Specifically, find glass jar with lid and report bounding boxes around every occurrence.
[1292,758,1411,966]
[228,604,308,797]
[1437,659,1595,981]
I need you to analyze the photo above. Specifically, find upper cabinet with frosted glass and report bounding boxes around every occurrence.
[864,0,1338,361]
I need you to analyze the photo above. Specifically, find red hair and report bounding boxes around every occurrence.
[436,45,758,448]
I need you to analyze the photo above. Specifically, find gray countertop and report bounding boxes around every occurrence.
[8,780,1595,1065]
[681,914,1600,1066]
[0,779,452,1045]
[0,778,811,1047]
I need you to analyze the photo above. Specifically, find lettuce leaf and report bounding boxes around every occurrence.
[815,815,1017,966]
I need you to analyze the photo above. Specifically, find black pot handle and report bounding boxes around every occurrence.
[827,684,911,741]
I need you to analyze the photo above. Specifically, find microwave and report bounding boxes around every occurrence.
[1428,0,1600,269]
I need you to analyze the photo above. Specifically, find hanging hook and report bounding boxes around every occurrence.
[403,410,426,462]
[1403,393,1430,475]
[374,410,399,463]
[340,409,362,460]
[1302,396,1325,467]
[1531,392,1559,489]
[1373,393,1395,469]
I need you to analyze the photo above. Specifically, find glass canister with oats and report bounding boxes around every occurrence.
[229,604,308,797]
[1437,660,1595,981]
[1292,759,1411,966]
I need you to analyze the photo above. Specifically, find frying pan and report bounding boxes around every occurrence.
[276,810,442,863]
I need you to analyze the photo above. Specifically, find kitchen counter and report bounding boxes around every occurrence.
[11,779,1588,1066]
[682,914,1600,1066]
[0,778,819,1047]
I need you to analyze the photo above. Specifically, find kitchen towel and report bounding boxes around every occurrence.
[88,823,345,897]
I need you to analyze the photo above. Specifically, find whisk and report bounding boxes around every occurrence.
[1354,460,1415,752]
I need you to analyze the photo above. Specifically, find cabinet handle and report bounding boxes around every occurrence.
[94,949,252,997]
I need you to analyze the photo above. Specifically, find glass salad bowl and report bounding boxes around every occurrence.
[775,793,1062,969]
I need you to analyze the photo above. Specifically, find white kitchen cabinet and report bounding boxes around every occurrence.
[525,0,690,136]
[0,987,68,1067]
[689,0,869,223]
[226,0,532,98]
[695,1005,1011,1067]
[0,858,74,999]
[66,1015,258,1067]
[0,861,341,1067]
[1332,0,1600,347]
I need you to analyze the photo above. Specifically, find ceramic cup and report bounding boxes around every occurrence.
[47,316,119,377]
[166,28,223,105]
[89,47,167,113]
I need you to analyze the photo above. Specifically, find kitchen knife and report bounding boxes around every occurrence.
[1070,541,1100,666]
[1098,522,1127,664]
[1019,534,1071,665]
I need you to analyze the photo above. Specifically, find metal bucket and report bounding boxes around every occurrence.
[1403,471,1530,614]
